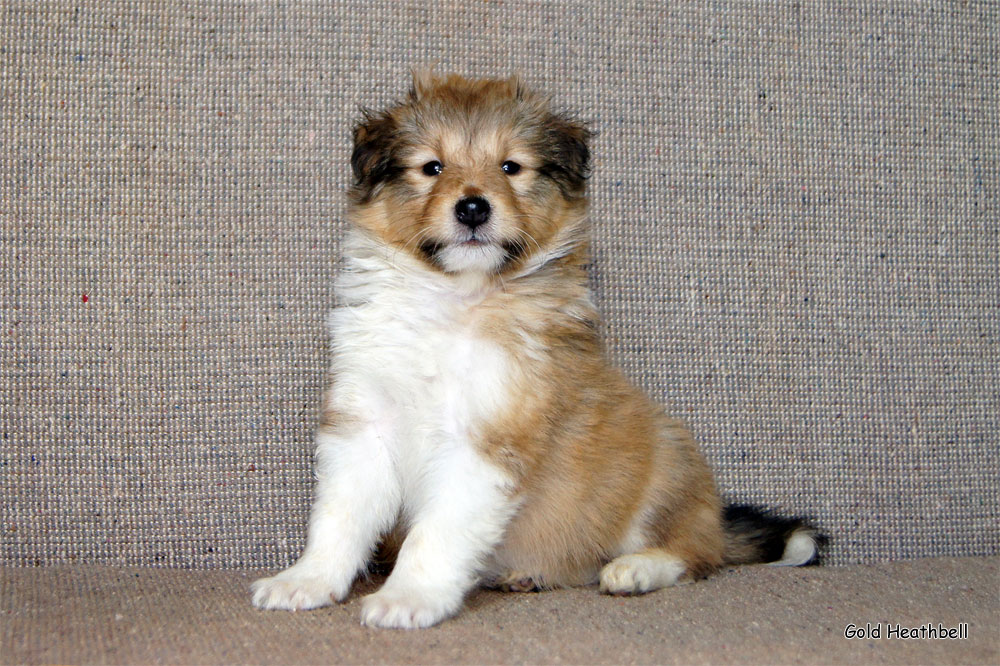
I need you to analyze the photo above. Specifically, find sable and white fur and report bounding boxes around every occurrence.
[251,72,818,629]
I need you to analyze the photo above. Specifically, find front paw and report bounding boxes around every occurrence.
[251,565,348,611]
[360,585,459,629]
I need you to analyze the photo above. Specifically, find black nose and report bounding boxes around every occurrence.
[454,196,491,229]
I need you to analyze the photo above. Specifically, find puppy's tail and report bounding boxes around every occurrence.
[722,504,823,566]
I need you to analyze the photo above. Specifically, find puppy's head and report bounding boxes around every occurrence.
[349,71,591,276]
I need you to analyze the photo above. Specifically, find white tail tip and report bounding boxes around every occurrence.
[768,528,818,567]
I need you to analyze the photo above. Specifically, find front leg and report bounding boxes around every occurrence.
[360,446,516,629]
[252,420,401,610]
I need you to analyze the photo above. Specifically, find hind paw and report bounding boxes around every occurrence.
[599,552,686,595]
[488,571,544,592]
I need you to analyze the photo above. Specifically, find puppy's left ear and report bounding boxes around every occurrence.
[350,109,400,202]
[409,66,439,100]
[540,114,592,198]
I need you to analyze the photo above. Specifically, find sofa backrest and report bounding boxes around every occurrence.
[2,1,997,568]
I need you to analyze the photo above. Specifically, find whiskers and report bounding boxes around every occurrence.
[511,227,544,258]
[495,214,544,265]
[497,217,553,277]
[383,221,438,280]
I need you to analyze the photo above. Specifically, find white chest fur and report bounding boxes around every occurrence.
[327,236,514,468]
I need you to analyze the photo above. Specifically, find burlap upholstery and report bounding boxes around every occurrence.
[2,1,997,569]
[4,559,998,665]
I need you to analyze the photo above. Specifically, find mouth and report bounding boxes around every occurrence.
[417,235,486,260]
[450,226,497,251]
[459,234,488,247]
[418,232,527,274]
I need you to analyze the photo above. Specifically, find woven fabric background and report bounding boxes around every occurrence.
[2,1,997,568]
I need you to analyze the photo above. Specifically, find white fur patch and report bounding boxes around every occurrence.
[599,553,686,595]
[768,528,818,567]
[360,584,459,630]
[251,566,346,611]
[438,240,507,274]
[614,506,654,557]
[359,442,517,629]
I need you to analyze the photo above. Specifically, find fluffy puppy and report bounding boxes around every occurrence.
[251,71,818,629]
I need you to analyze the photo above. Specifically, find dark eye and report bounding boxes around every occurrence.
[501,161,522,175]
[421,161,443,176]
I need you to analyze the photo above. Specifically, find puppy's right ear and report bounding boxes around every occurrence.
[350,109,400,202]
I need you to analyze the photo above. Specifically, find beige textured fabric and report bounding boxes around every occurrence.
[3,558,998,665]
[1,1,997,569]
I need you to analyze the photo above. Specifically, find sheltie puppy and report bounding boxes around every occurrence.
[251,71,818,629]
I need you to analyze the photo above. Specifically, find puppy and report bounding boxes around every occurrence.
[251,71,818,629]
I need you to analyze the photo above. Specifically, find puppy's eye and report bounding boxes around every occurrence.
[421,161,443,176]
[501,161,522,175]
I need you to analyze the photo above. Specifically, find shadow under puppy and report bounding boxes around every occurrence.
[251,71,818,629]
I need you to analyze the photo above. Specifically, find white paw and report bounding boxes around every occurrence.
[251,565,348,611]
[360,585,458,629]
[599,553,685,595]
